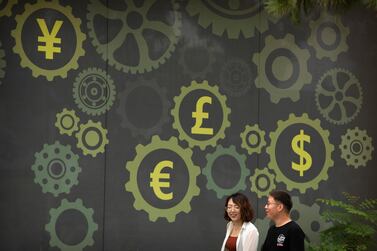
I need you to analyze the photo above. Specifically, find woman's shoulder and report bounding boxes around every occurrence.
[243,221,259,233]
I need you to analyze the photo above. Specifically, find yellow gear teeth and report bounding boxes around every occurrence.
[75,120,109,157]
[0,0,17,17]
[55,108,80,136]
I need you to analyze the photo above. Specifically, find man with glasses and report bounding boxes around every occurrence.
[261,190,305,251]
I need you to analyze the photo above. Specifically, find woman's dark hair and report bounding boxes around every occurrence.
[224,192,254,222]
[269,190,293,212]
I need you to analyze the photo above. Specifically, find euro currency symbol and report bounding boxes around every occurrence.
[37,18,63,60]
[150,160,173,200]
[291,129,312,176]
[191,96,213,135]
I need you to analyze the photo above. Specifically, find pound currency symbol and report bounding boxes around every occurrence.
[37,18,63,60]
[150,160,173,200]
[191,96,213,135]
[291,129,312,176]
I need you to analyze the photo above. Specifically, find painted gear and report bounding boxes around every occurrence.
[11,0,86,81]
[45,198,98,250]
[55,108,80,136]
[220,57,253,97]
[202,145,249,199]
[125,135,201,222]
[340,127,374,168]
[0,0,17,17]
[240,124,266,155]
[87,0,181,74]
[252,34,312,103]
[315,68,362,125]
[73,67,116,116]
[266,113,334,193]
[250,168,276,198]
[0,41,5,85]
[116,78,170,139]
[185,0,271,39]
[171,80,231,150]
[75,120,109,157]
[31,141,81,197]
[307,12,349,62]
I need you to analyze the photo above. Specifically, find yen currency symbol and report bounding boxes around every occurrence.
[37,18,63,60]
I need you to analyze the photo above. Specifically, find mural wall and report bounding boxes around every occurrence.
[0,0,376,250]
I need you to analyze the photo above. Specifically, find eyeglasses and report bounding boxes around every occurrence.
[265,202,279,207]
[225,205,240,211]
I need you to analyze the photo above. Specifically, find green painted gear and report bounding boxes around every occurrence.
[291,196,332,246]
[73,67,116,116]
[185,0,272,39]
[340,127,374,169]
[0,0,17,17]
[45,198,98,251]
[75,120,108,157]
[0,41,5,85]
[249,168,276,198]
[255,217,273,251]
[31,141,81,197]
[116,78,170,139]
[202,145,249,199]
[171,80,231,150]
[87,0,181,74]
[252,34,312,103]
[11,0,86,81]
[125,135,201,222]
[266,113,334,193]
[307,12,349,62]
[55,108,80,136]
[315,68,362,125]
[240,124,267,155]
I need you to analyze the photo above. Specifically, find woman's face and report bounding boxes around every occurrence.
[226,198,242,223]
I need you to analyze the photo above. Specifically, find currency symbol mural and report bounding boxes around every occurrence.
[291,129,312,177]
[37,18,63,60]
[191,96,213,135]
[150,160,174,201]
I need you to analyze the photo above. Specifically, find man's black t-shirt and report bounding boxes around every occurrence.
[262,221,305,251]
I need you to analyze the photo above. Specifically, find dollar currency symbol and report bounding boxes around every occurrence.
[37,18,63,60]
[191,96,213,135]
[291,129,312,177]
[150,160,173,200]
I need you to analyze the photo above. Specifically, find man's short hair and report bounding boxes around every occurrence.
[269,190,293,212]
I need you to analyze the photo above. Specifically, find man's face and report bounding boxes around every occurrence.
[264,195,281,220]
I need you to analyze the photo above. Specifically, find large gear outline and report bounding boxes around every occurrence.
[315,68,362,125]
[87,0,181,74]
[76,120,109,157]
[340,127,374,168]
[240,124,267,155]
[307,12,349,62]
[252,34,312,103]
[185,0,272,39]
[249,168,276,198]
[0,0,17,17]
[116,78,170,139]
[171,80,231,150]
[11,0,86,81]
[125,135,201,222]
[202,145,249,199]
[31,141,81,197]
[0,41,5,85]
[73,67,116,116]
[45,198,98,251]
[55,108,80,136]
[266,113,334,193]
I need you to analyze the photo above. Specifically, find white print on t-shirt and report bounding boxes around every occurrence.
[277,234,286,247]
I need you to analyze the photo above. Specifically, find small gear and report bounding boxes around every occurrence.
[171,80,231,150]
[240,124,267,155]
[125,135,201,222]
[340,127,374,168]
[11,0,86,81]
[73,67,116,116]
[0,0,17,17]
[116,78,170,139]
[202,145,249,199]
[87,0,181,74]
[0,41,5,85]
[31,141,81,197]
[315,68,362,125]
[55,108,80,136]
[45,198,98,250]
[266,113,334,193]
[185,0,272,39]
[307,12,349,62]
[252,34,312,103]
[220,57,253,97]
[76,120,108,157]
[250,168,276,198]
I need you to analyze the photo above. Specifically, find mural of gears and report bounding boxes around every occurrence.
[75,120,109,157]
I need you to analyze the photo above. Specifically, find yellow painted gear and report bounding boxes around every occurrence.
[11,0,86,81]
[55,108,80,136]
[250,168,276,198]
[75,120,108,157]
[0,0,17,17]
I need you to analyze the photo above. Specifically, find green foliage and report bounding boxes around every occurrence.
[308,192,377,251]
